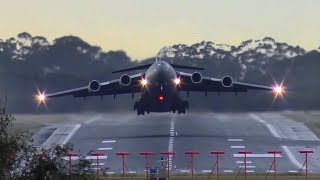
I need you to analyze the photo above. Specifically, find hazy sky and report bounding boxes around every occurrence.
[0,0,319,60]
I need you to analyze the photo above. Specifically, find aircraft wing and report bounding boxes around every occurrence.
[44,73,144,98]
[177,72,274,92]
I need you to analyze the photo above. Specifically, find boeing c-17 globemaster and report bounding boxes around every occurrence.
[36,59,285,115]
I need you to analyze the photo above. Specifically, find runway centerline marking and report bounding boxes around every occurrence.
[167,115,176,170]
[98,147,113,151]
[101,140,116,143]
[228,139,244,142]
[231,146,246,149]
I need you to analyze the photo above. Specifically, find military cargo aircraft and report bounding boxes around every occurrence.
[36,60,284,115]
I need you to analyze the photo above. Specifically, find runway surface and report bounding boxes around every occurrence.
[32,112,320,174]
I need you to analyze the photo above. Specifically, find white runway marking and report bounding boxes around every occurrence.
[90,167,101,170]
[250,114,280,138]
[91,163,106,166]
[98,147,113,151]
[85,156,108,160]
[282,146,304,169]
[84,115,103,124]
[62,124,82,145]
[107,172,115,174]
[128,171,136,174]
[231,146,246,149]
[234,154,282,158]
[267,170,275,173]
[228,139,244,142]
[62,156,79,160]
[180,169,189,173]
[224,170,234,173]
[266,124,280,138]
[236,161,252,164]
[239,165,256,168]
[167,115,176,170]
[289,170,299,173]
[102,140,116,143]
[246,170,255,173]
[201,170,212,173]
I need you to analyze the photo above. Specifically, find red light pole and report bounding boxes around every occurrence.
[91,152,106,180]
[237,151,252,180]
[116,152,131,180]
[161,151,175,180]
[299,150,314,180]
[185,151,200,180]
[209,151,225,180]
[66,153,79,175]
[264,150,282,180]
[140,152,155,180]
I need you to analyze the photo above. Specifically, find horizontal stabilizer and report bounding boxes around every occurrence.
[112,63,153,73]
[112,63,204,73]
[170,64,204,71]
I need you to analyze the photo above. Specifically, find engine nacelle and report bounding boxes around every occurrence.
[221,76,233,87]
[120,74,131,86]
[191,72,203,84]
[88,80,100,92]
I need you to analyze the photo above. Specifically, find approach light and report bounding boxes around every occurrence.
[174,77,181,85]
[140,78,148,86]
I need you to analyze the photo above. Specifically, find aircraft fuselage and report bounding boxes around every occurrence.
[135,61,187,114]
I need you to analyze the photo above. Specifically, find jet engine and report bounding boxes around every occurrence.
[120,74,131,86]
[221,76,233,87]
[88,80,100,92]
[191,72,203,84]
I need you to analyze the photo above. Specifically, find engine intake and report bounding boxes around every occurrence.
[120,74,131,86]
[221,76,233,87]
[191,72,203,84]
[88,80,100,92]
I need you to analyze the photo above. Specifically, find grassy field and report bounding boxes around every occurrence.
[282,110,320,138]
[11,113,75,133]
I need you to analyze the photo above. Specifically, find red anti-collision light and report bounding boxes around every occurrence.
[158,95,164,101]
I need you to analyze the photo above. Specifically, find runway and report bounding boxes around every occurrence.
[32,112,320,174]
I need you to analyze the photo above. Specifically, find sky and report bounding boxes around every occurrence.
[0,0,319,60]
